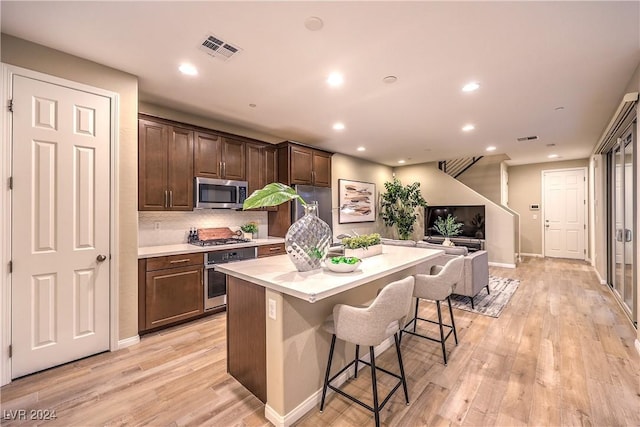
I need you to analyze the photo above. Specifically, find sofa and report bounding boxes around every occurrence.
[382,238,490,308]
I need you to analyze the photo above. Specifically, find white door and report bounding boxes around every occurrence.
[11,75,111,378]
[543,168,586,260]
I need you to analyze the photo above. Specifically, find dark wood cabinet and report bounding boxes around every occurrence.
[246,142,278,195]
[279,142,332,187]
[257,242,286,257]
[138,118,193,211]
[194,131,246,180]
[138,253,204,332]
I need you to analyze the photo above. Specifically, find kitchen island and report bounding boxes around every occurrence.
[215,245,443,427]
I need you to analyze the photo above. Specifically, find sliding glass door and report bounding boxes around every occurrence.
[608,125,636,323]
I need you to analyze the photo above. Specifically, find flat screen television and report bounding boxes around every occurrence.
[425,205,485,239]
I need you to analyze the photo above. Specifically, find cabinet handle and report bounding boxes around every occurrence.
[164,190,168,208]
[219,161,223,177]
[223,162,226,177]
[170,190,173,207]
[269,247,281,251]
[169,259,191,264]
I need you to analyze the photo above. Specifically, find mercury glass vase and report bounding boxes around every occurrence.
[285,201,332,272]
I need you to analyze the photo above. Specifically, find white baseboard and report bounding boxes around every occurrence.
[635,339,640,357]
[519,253,544,258]
[265,336,394,427]
[594,268,608,285]
[117,335,140,350]
[488,262,516,269]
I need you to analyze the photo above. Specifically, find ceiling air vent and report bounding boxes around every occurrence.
[516,135,538,142]
[199,34,242,61]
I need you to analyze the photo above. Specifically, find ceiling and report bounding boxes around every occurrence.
[2,1,639,167]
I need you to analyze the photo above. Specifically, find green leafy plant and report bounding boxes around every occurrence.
[341,233,381,249]
[433,214,464,237]
[240,222,258,234]
[380,178,428,240]
[242,183,306,210]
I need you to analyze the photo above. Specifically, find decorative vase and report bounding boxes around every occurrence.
[285,201,332,272]
[442,238,455,247]
[344,244,383,259]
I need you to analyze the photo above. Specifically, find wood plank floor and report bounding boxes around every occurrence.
[1,257,639,426]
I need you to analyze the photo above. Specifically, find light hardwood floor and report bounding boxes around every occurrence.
[1,257,639,426]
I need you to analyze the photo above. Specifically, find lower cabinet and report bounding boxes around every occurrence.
[138,253,204,332]
[257,242,286,257]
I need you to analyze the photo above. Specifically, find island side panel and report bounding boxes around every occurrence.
[227,276,267,403]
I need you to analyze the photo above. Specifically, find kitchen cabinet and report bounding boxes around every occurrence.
[138,117,194,211]
[257,243,286,257]
[138,253,204,332]
[194,131,246,180]
[281,143,332,187]
[246,142,278,210]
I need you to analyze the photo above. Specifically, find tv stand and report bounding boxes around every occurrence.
[423,236,485,252]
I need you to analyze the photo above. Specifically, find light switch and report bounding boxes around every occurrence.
[268,298,277,320]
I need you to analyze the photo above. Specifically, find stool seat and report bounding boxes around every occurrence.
[320,276,415,427]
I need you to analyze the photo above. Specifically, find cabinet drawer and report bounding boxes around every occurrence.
[146,253,204,271]
[257,243,286,257]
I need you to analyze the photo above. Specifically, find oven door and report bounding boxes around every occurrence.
[204,265,227,311]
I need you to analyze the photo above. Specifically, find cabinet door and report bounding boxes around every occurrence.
[138,119,169,210]
[264,146,278,185]
[246,143,264,195]
[145,265,203,329]
[290,145,313,185]
[194,131,222,178]
[222,137,246,180]
[167,126,194,210]
[312,151,332,187]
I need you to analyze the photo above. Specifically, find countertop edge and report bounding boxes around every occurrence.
[138,237,286,258]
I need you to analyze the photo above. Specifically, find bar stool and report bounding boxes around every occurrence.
[320,276,415,427]
[401,256,464,365]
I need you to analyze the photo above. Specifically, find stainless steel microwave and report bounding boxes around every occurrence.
[194,177,248,209]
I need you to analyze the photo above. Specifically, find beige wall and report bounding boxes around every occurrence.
[457,154,509,205]
[331,154,392,239]
[508,159,589,256]
[1,34,139,340]
[395,163,516,265]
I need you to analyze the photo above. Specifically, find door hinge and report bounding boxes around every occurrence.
[8,345,11,358]
[8,176,13,190]
[8,260,12,273]
[8,99,13,112]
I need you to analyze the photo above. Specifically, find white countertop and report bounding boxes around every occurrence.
[138,237,286,258]
[215,245,444,302]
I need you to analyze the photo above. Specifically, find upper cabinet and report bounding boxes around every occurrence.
[194,132,245,180]
[246,142,278,194]
[138,117,194,211]
[279,142,332,187]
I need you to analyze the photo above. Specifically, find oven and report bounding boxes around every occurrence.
[204,246,257,311]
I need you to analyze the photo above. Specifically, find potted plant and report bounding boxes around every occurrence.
[240,222,258,240]
[432,214,464,246]
[341,233,382,259]
[380,178,428,240]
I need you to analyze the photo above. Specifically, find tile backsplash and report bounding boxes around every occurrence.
[139,210,269,247]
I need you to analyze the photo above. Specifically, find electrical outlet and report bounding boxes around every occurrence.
[154,222,161,230]
[268,298,276,320]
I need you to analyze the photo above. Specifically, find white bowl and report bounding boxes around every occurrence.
[325,257,361,273]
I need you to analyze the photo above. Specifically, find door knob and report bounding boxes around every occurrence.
[96,254,107,262]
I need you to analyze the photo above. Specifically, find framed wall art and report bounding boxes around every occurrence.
[338,179,376,223]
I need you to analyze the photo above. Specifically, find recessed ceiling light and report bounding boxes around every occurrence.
[249,103,256,108]
[332,122,345,131]
[357,146,366,152]
[554,106,565,111]
[179,63,198,76]
[382,75,398,84]
[486,146,496,152]
[462,124,475,132]
[548,154,559,159]
[398,160,406,164]
[462,82,480,92]
[327,72,344,87]
[304,16,324,31]
[546,143,556,147]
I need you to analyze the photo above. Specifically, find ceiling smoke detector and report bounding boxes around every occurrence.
[516,135,538,142]
[200,33,242,61]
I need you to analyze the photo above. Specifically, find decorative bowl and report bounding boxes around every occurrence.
[325,257,361,273]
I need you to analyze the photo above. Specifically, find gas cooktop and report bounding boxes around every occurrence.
[190,237,251,247]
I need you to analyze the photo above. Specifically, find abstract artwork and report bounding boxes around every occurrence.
[338,179,376,223]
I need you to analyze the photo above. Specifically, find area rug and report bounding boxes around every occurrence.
[451,276,520,318]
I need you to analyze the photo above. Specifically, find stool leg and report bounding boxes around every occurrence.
[413,298,420,333]
[320,335,337,412]
[394,333,410,405]
[470,296,475,310]
[447,296,458,345]
[354,345,360,378]
[436,300,447,365]
[369,346,380,427]
[486,284,490,295]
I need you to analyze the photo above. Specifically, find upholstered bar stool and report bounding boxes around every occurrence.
[320,276,415,427]
[401,256,464,365]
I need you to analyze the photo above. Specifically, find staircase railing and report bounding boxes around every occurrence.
[438,157,483,179]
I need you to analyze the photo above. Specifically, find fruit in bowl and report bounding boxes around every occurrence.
[325,256,362,273]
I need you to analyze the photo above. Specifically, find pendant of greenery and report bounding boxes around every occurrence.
[380,178,428,240]
[433,214,464,237]
[242,182,306,210]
